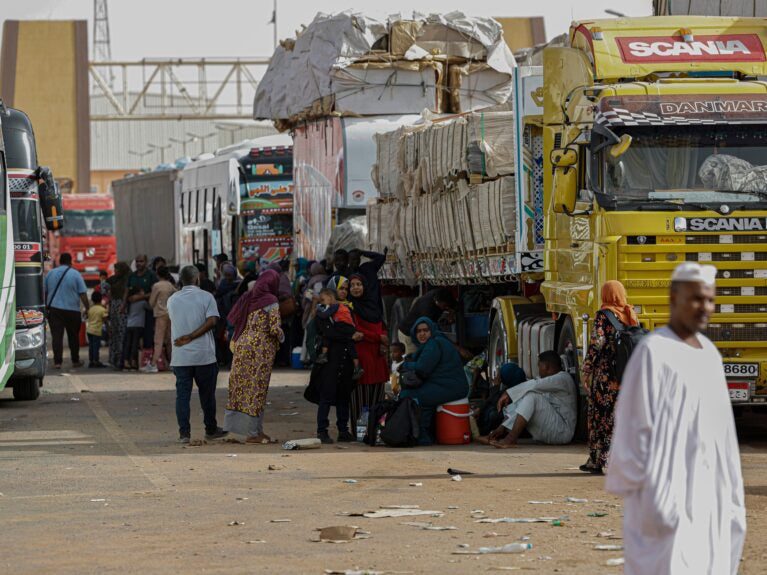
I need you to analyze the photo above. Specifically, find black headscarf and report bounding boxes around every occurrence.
[349,273,383,324]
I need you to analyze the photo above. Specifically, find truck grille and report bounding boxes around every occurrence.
[716,304,767,313]
[717,286,767,296]
[686,234,767,245]
[704,323,767,342]
[686,253,767,262]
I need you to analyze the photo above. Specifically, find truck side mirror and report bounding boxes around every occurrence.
[550,147,577,168]
[37,166,64,232]
[552,166,578,214]
[550,147,578,214]
[609,134,632,159]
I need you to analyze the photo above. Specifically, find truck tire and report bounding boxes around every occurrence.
[487,311,508,383]
[13,377,41,401]
[556,317,587,441]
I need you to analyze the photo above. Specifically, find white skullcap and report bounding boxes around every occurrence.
[671,262,717,287]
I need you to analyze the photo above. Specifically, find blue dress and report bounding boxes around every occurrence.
[400,316,468,444]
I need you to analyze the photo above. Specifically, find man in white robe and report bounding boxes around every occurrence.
[488,351,577,447]
[606,262,746,575]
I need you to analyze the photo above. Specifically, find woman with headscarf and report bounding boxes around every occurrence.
[106,261,131,369]
[224,269,284,444]
[304,275,356,444]
[581,280,638,474]
[399,317,468,445]
[348,273,389,437]
[300,262,330,365]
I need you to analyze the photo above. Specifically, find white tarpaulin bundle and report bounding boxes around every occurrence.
[253,11,516,124]
[372,176,516,283]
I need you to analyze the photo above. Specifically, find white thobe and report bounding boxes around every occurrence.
[501,371,577,444]
[606,327,746,575]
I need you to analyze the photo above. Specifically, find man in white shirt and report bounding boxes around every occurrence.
[167,265,227,444]
[606,262,746,575]
[489,350,577,447]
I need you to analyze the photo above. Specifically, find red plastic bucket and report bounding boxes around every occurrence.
[436,398,471,445]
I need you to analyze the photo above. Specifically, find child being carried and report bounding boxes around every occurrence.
[315,288,363,380]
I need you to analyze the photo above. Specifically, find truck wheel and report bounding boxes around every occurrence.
[556,317,587,441]
[487,312,508,383]
[13,377,41,401]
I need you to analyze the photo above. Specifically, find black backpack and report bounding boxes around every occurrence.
[601,310,649,381]
[365,398,420,448]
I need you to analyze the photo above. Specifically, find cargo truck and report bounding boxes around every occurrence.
[373,16,767,419]
[48,193,116,284]
[5,106,63,400]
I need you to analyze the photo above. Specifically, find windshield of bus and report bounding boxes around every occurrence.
[602,125,767,208]
[11,199,41,243]
[61,209,114,236]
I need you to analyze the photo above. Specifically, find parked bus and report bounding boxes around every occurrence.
[0,109,15,392]
[48,193,116,284]
[179,134,293,276]
[5,106,63,400]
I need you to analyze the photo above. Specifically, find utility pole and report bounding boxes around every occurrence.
[269,0,278,48]
[93,0,114,88]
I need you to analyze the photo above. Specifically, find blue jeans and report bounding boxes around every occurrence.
[173,363,219,437]
[87,334,102,364]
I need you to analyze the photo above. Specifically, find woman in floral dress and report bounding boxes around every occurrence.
[224,270,284,444]
[581,280,637,474]
[106,262,131,370]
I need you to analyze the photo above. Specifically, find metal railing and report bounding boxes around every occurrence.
[89,58,270,121]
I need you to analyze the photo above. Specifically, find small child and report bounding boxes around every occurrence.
[124,287,150,371]
[86,292,109,368]
[389,341,406,396]
[315,288,363,380]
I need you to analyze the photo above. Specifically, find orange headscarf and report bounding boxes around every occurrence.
[600,280,638,327]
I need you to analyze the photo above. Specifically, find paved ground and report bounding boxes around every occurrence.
[1,365,767,574]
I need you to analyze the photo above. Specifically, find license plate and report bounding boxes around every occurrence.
[728,382,750,402]
[724,362,759,378]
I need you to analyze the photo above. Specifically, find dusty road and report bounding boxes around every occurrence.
[1,367,766,574]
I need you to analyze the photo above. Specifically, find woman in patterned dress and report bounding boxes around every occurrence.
[106,262,131,370]
[223,270,284,444]
[581,280,638,474]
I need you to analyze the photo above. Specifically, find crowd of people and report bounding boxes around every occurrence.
[45,250,748,573]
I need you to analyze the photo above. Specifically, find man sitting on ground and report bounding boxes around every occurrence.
[486,351,576,448]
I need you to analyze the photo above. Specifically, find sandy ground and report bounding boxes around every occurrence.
[1,366,766,574]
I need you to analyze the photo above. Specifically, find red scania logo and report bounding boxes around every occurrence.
[615,34,766,63]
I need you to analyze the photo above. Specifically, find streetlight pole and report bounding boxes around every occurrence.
[271,0,278,48]
[148,142,172,164]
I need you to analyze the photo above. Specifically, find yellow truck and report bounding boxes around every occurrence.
[493,16,767,409]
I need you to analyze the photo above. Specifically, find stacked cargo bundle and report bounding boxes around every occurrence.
[253,11,517,129]
[368,109,518,285]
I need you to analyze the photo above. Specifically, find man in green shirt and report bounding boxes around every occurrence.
[127,254,158,358]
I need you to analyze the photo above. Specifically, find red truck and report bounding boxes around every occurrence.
[48,194,116,284]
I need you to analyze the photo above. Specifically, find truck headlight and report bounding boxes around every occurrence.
[15,325,45,350]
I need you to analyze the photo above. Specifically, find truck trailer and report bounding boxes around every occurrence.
[372,16,767,421]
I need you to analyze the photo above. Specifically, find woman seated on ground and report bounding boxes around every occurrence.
[399,317,468,446]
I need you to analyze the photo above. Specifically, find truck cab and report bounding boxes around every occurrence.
[48,193,115,285]
[542,17,767,406]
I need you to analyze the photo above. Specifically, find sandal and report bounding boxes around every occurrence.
[245,435,270,445]
[579,460,604,475]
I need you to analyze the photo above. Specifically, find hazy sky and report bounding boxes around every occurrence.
[9,0,653,60]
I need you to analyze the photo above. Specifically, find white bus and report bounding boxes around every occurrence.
[178,134,293,276]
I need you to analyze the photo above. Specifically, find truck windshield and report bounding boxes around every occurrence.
[240,212,292,239]
[603,125,767,208]
[61,209,114,236]
[11,199,41,243]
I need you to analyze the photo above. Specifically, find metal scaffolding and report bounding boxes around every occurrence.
[89,58,270,121]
